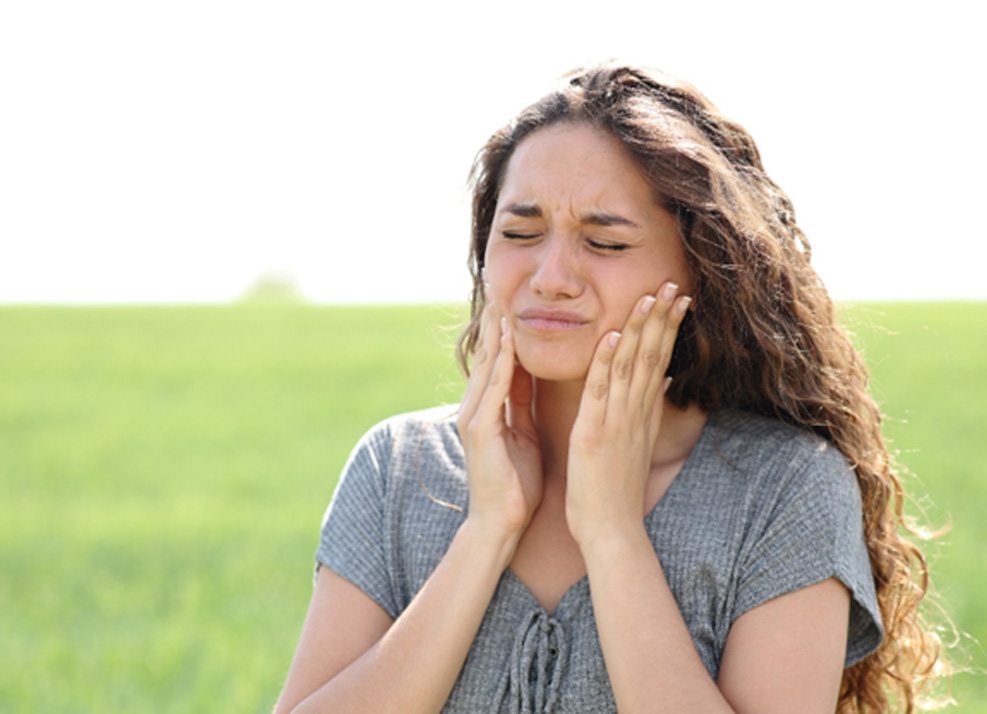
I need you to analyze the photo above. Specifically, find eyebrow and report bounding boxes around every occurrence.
[500,203,640,228]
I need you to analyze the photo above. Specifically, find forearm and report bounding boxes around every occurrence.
[581,525,733,714]
[292,519,517,714]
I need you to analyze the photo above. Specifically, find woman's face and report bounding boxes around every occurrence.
[484,122,692,383]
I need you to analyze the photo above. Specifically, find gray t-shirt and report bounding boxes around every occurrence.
[317,406,883,713]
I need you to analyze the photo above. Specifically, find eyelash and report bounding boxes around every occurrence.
[501,232,629,252]
[588,239,629,252]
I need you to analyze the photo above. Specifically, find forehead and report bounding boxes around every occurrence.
[497,123,659,213]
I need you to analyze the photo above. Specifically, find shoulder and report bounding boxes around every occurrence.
[709,409,848,466]
[374,404,462,441]
[343,405,466,496]
[703,408,858,501]
[701,411,883,662]
[354,404,462,463]
[683,408,865,547]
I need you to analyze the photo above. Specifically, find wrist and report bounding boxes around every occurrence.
[574,519,651,564]
[458,516,523,571]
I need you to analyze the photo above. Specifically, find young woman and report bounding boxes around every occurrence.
[275,64,942,713]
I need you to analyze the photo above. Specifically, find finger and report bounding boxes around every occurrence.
[508,362,536,437]
[647,377,673,443]
[461,305,496,419]
[460,302,502,426]
[629,283,674,399]
[608,293,657,410]
[631,281,678,400]
[472,320,516,430]
[576,329,621,429]
[641,289,692,410]
[472,297,500,370]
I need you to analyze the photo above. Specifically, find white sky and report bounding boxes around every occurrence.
[1,0,983,304]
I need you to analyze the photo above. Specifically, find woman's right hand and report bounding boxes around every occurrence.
[457,299,544,542]
[278,304,544,712]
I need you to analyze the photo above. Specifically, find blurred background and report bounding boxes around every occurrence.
[3,0,986,305]
[1,0,984,710]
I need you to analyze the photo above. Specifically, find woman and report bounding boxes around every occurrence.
[276,65,942,712]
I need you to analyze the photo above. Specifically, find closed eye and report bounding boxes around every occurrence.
[501,232,628,252]
[587,239,629,252]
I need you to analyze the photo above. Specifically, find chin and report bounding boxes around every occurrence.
[515,343,591,383]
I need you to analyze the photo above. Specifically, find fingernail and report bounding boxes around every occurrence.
[638,295,656,315]
[607,331,621,348]
[675,296,693,315]
[662,376,673,394]
[660,282,679,302]
[500,317,507,333]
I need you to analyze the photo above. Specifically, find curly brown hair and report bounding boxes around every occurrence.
[457,63,945,712]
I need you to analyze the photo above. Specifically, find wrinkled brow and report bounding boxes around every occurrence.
[583,212,639,228]
[500,203,639,228]
[501,203,543,218]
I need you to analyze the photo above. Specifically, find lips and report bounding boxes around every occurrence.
[516,308,590,332]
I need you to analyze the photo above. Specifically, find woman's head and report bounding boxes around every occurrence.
[459,63,828,420]
[481,121,692,382]
[459,63,946,711]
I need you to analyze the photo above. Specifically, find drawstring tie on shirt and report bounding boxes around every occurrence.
[493,609,569,713]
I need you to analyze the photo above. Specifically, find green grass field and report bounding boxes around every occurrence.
[1,303,984,711]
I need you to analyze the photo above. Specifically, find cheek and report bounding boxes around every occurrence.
[600,265,659,319]
[622,247,694,301]
[482,245,522,312]
[602,294,645,334]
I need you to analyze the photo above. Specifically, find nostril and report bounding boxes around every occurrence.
[530,253,582,299]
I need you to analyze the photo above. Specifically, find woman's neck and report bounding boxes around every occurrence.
[531,378,707,484]
[531,378,584,478]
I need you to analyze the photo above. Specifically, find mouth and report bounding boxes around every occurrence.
[516,309,590,332]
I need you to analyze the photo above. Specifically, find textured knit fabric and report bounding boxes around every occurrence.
[316,406,884,713]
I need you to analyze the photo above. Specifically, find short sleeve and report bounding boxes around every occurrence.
[732,441,884,666]
[316,425,400,619]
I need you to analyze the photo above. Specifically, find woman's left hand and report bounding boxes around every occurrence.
[565,281,692,549]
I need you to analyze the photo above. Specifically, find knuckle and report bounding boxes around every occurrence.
[641,348,662,369]
[589,379,608,399]
[655,296,673,315]
[614,357,632,380]
[473,347,488,365]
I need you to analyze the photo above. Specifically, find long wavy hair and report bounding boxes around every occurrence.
[456,64,945,712]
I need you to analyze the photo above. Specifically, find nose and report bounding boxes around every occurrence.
[529,234,583,299]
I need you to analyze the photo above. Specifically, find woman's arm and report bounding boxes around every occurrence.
[580,523,849,713]
[566,283,849,712]
[276,301,542,713]
[718,576,849,711]
[274,520,519,714]
[273,569,391,713]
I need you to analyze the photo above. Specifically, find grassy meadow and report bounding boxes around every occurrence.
[1,303,984,711]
